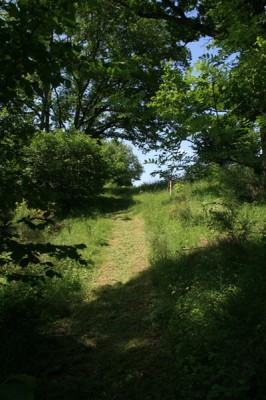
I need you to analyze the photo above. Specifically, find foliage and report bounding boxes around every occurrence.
[218,164,263,202]
[0,0,77,104]
[22,130,108,206]
[142,0,266,181]
[0,0,189,145]
[0,107,35,218]
[149,56,263,177]
[1,0,265,219]
[49,2,189,145]
[103,141,143,186]
[118,0,265,50]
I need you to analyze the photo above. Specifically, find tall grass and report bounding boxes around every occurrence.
[138,178,266,400]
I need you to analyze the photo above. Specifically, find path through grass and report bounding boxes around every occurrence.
[90,212,149,288]
[3,183,265,399]
[38,204,172,400]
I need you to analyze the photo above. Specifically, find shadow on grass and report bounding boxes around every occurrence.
[190,182,222,198]
[35,268,180,400]
[147,237,266,400]
[137,181,168,193]
[0,235,89,284]
[1,237,266,399]
[58,187,138,220]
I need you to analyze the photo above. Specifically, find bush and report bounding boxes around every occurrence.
[219,164,262,202]
[0,112,34,219]
[102,141,143,186]
[23,130,108,206]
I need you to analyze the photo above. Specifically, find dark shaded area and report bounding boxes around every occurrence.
[0,187,137,283]
[136,181,168,193]
[4,269,176,400]
[0,233,88,283]
[96,190,137,215]
[147,238,266,400]
[191,182,222,198]
[1,235,266,399]
[1,239,87,266]
[56,187,137,220]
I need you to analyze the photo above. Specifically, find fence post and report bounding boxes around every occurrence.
[168,179,174,195]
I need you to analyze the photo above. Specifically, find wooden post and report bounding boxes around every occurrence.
[168,179,174,195]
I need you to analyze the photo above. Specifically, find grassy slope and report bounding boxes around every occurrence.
[138,180,266,400]
[1,182,266,399]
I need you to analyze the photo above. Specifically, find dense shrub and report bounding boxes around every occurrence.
[102,141,143,186]
[0,161,21,220]
[23,130,108,206]
[219,164,262,202]
[0,111,35,219]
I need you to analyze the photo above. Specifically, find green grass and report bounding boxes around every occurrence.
[1,181,266,399]
[136,179,266,400]
[0,193,116,386]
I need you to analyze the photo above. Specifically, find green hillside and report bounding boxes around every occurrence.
[1,178,266,399]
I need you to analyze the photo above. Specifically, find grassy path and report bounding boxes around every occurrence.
[90,213,149,288]
[42,208,171,400]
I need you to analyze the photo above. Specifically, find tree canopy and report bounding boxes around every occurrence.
[144,0,266,179]
[149,54,263,176]
[0,0,189,145]
[0,0,265,214]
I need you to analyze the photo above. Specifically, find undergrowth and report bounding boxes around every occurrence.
[0,192,116,395]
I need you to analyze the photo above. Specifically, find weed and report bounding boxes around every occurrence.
[205,200,265,241]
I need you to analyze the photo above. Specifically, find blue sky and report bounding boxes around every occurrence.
[130,38,214,185]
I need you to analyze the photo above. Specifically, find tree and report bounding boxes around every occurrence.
[0,0,78,105]
[224,37,266,177]
[0,104,36,218]
[1,0,190,144]
[2,0,265,144]
[0,0,80,214]
[111,0,216,40]
[112,0,265,46]
[1,0,265,215]
[149,56,262,176]
[115,0,266,177]
[43,2,189,145]
[103,141,143,186]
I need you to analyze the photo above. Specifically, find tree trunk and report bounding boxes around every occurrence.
[40,84,51,132]
[261,126,266,186]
